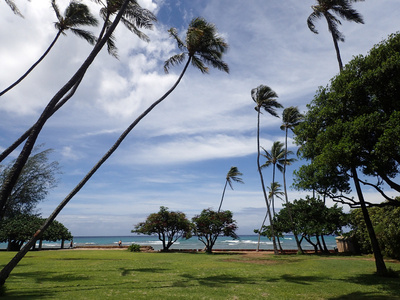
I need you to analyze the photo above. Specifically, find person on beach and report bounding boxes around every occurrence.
[118,240,122,247]
[70,240,73,248]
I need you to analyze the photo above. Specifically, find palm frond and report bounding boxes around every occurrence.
[70,28,97,45]
[5,0,23,17]
[191,55,209,74]
[106,33,119,59]
[164,53,186,73]
[51,0,62,22]
[121,17,150,42]
[168,28,186,51]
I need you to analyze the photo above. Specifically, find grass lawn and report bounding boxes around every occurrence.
[0,250,399,299]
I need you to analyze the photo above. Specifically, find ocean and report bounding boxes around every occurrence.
[0,235,339,251]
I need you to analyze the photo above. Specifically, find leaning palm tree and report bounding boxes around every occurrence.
[0,16,229,286]
[307,0,364,71]
[218,166,243,212]
[251,84,282,254]
[0,0,98,97]
[0,0,157,163]
[280,106,304,253]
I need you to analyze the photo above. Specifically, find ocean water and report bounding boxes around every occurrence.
[0,235,338,251]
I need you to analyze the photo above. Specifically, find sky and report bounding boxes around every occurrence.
[0,0,399,236]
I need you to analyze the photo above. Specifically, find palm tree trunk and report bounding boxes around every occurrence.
[0,1,130,221]
[218,181,228,212]
[351,166,387,276]
[256,111,278,254]
[0,54,191,286]
[0,30,63,97]
[283,127,303,253]
[326,17,344,71]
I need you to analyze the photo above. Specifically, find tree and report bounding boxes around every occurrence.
[132,206,192,251]
[293,33,400,275]
[251,84,282,254]
[0,16,228,286]
[260,196,348,253]
[280,106,304,253]
[192,209,238,253]
[349,205,400,260]
[0,0,153,285]
[217,166,243,212]
[307,0,365,71]
[0,214,72,251]
[0,0,99,97]
[0,147,59,219]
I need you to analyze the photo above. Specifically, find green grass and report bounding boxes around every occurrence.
[0,250,399,299]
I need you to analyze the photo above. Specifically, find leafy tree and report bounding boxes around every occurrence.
[217,166,243,212]
[293,33,400,275]
[251,84,282,254]
[0,148,59,219]
[192,209,238,253]
[260,196,348,253]
[0,0,99,97]
[349,205,400,260]
[132,206,192,251]
[0,0,155,285]
[0,214,72,251]
[307,0,365,71]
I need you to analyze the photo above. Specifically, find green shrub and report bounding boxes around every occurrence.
[127,243,141,252]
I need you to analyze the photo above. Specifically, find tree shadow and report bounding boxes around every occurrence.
[119,267,168,276]
[327,291,398,300]
[12,270,89,284]
[279,274,323,285]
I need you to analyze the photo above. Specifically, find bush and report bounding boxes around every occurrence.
[127,244,141,252]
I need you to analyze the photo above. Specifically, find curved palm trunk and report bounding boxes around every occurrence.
[0,56,191,286]
[0,30,63,97]
[256,110,278,254]
[0,1,130,221]
[283,127,303,253]
[218,180,228,212]
[325,16,343,72]
[351,166,387,276]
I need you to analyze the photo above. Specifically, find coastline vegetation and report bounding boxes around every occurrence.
[0,250,399,299]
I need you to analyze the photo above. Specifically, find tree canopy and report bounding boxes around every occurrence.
[192,209,238,253]
[132,206,192,251]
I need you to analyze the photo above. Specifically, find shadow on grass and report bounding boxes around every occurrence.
[279,274,322,285]
[327,291,399,300]
[119,267,169,276]
[12,270,89,284]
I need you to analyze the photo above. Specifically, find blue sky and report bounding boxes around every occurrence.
[1,0,399,236]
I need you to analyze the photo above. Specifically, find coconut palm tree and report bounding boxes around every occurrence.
[218,166,243,212]
[0,0,157,162]
[261,141,295,215]
[280,106,304,253]
[307,0,364,71]
[0,0,98,97]
[251,84,282,254]
[256,181,285,251]
[0,16,228,286]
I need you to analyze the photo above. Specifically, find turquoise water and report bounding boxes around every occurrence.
[1,235,338,251]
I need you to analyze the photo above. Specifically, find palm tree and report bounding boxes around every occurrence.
[261,141,295,215]
[0,0,157,162]
[256,182,284,251]
[307,0,364,71]
[0,0,98,97]
[218,166,243,212]
[281,106,304,253]
[0,16,229,286]
[251,84,282,254]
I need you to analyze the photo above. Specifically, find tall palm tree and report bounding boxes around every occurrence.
[0,1,98,97]
[0,0,157,163]
[218,166,243,212]
[251,84,282,254]
[0,16,229,286]
[261,141,295,215]
[281,106,304,253]
[307,0,364,71]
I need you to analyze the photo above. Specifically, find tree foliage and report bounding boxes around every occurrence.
[192,209,238,253]
[0,148,59,218]
[0,214,72,251]
[259,196,348,253]
[132,206,192,251]
[349,205,400,259]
